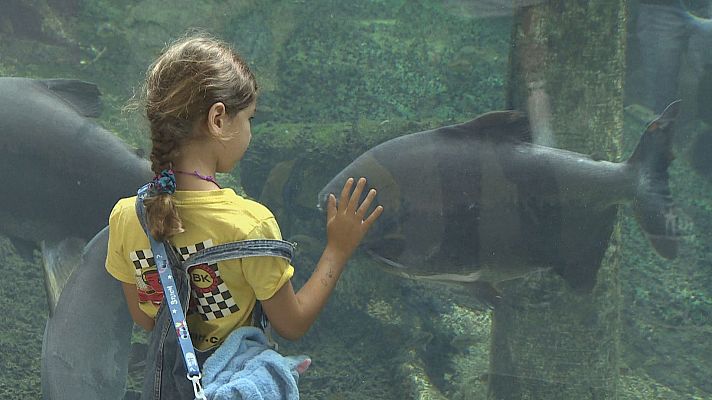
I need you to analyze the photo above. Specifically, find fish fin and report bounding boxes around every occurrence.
[42,237,86,316]
[628,100,681,259]
[365,248,408,271]
[455,110,531,142]
[40,79,103,117]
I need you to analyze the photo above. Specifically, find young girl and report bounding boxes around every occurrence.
[105,33,382,398]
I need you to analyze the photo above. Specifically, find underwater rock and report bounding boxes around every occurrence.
[0,0,77,47]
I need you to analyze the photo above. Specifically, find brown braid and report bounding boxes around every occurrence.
[139,32,258,240]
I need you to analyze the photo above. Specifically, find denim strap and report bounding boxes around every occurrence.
[182,238,295,335]
[183,239,294,268]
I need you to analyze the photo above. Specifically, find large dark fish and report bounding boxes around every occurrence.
[318,103,682,300]
[0,77,151,310]
[41,228,134,400]
[0,77,151,399]
[0,77,151,244]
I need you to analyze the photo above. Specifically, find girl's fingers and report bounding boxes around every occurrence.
[356,188,377,217]
[326,193,337,221]
[363,205,384,228]
[335,177,383,229]
[347,177,366,212]
[339,178,355,210]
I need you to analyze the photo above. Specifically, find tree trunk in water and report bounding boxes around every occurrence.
[488,2,627,399]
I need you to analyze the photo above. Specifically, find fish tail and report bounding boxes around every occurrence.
[627,100,681,259]
[42,238,87,316]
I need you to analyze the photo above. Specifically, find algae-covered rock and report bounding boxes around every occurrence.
[0,236,46,398]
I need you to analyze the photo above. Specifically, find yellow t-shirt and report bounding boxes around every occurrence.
[105,189,294,351]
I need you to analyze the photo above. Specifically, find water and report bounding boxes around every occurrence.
[0,1,710,399]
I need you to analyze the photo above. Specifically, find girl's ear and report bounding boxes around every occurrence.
[206,102,228,138]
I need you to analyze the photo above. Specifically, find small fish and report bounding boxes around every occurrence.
[319,102,682,305]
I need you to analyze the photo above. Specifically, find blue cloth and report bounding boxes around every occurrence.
[201,327,309,400]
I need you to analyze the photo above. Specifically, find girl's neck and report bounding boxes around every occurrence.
[172,158,220,190]
[172,141,221,191]
[174,169,221,190]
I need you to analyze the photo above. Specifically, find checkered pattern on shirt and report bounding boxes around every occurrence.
[129,249,155,292]
[130,249,154,271]
[175,239,240,321]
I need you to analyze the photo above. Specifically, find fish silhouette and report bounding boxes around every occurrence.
[319,102,682,303]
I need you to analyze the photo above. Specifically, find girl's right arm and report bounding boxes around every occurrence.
[261,177,383,341]
[121,282,156,331]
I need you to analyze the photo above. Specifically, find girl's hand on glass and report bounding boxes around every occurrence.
[325,177,383,261]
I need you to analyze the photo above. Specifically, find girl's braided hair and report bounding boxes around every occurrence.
[141,32,257,240]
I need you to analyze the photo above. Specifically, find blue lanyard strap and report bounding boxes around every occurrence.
[136,184,206,399]
[150,234,200,376]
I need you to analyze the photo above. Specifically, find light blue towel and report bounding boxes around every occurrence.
[201,326,311,400]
